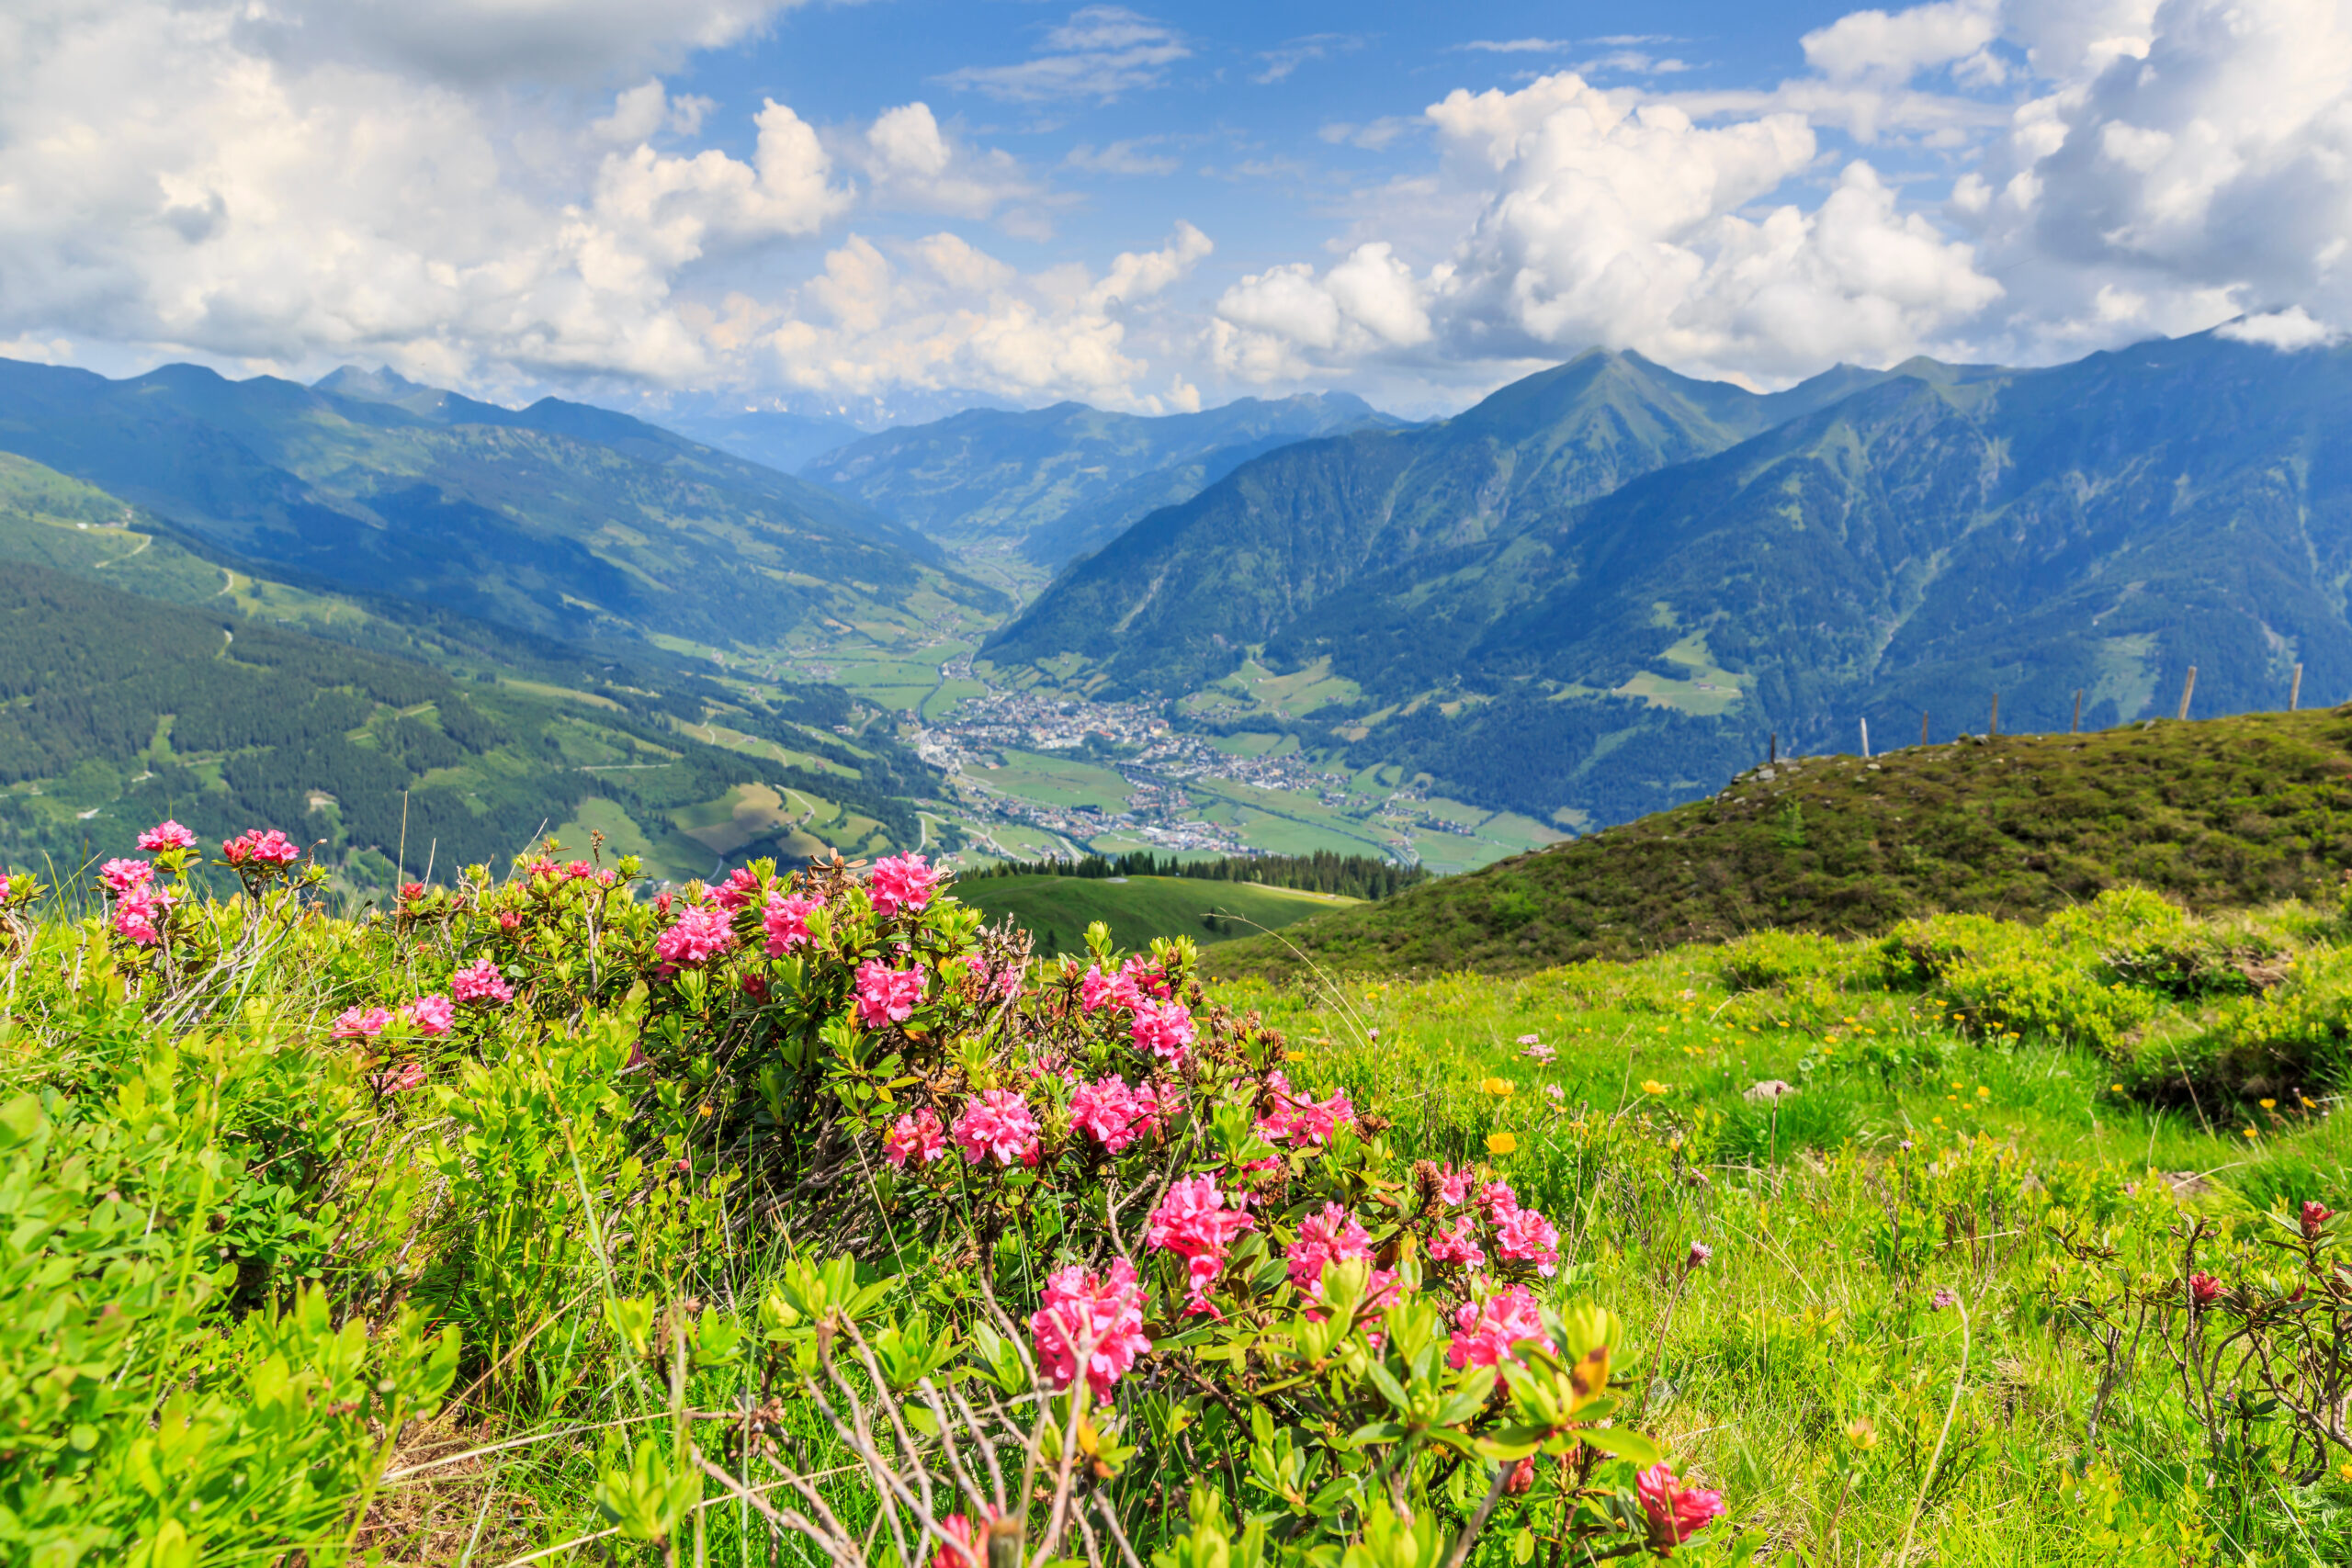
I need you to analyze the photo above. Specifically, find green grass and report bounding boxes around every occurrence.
[1210,706,2352,979]
[952,872,1355,954]
[1209,902,2352,1563]
[970,748,1135,811]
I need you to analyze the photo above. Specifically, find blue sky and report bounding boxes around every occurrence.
[3,0,2346,423]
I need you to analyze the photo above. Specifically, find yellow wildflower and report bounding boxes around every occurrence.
[2259,1098,2276,1110]
[1480,1077,1514,1098]
[1641,1079,1668,1096]
[1487,1131,1519,1156]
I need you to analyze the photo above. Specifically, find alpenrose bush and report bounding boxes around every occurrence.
[0,829,1736,1567]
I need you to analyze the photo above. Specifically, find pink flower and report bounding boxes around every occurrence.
[953,1089,1041,1168]
[451,957,514,1005]
[714,866,763,910]
[1147,1175,1255,1313]
[1519,1036,1555,1064]
[1256,1071,1357,1146]
[866,853,942,919]
[222,829,300,867]
[1129,1000,1196,1066]
[1118,953,1171,1002]
[406,994,457,1037]
[1494,1205,1561,1277]
[137,819,197,852]
[1285,1202,1374,1294]
[1071,1077,1160,1153]
[100,858,153,895]
[854,960,927,1027]
[1479,1180,1521,1221]
[884,1109,947,1168]
[371,1061,427,1095]
[334,1006,392,1041]
[654,907,736,968]
[1636,1464,1725,1546]
[1436,1164,1476,1206]
[1080,964,1116,1013]
[2188,1271,2225,1307]
[763,892,819,956]
[1428,1215,1487,1269]
[930,1515,989,1568]
[2301,1200,2334,1239]
[112,890,164,947]
[1447,1286,1555,1386]
[1030,1258,1152,1400]
[1686,1241,1713,1270]
[563,860,593,881]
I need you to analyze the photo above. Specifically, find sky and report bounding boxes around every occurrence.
[4,0,2348,424]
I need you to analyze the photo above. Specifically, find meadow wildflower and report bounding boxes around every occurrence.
[1636,1464,1725,1545]
[866,853,942,919]
[1030,1258,1151,1400]
[136,819,196,851]
[854,960,926,1026]
[1148,1175,1254,1312]
[883,1108,947,1168]
[952,1090,1040,1168]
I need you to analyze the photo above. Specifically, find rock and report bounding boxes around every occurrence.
[2163,1170,2215,1201]
[1744,1079,1799,1103]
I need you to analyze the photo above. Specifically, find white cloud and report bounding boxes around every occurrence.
[248,0,803,87]
[0,0,1199,410]
[1253,35,1363,85]
[753,223,1214,412]
[937,6,1189,105]
[1216,71,1998,385]
[2218,305,2341,348]
[1800,0,2005,83]
[1318,118,1417,151]
[1063,140,1182,176]
[1455,39,1572,54]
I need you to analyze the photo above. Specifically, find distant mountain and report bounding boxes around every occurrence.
[637,407,868,477]
[0,359,1001,653]
[989,331,2352,830]
[798,392,1406,559]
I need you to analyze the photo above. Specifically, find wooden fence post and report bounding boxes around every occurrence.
[1769,732,1777,764]
[1860,718,1871,759]
[1919,711,1929,747]
[2291,663,2304,712]
[2071,689,2083,735]
[2177,666,2198,722]
[1989,692,1999,738]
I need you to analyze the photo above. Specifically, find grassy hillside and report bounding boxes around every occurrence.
[952,872,1355,953]
[1206,706,2352,978]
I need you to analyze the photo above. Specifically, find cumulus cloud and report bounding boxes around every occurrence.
[2218,306,2341,349]
[0,0,1206,409]
[1216,71,1997,384]
[1800,0,2006,85]
[937,6,1190,105]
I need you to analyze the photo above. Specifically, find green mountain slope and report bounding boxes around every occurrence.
[0,548,936,890]
[993,331,2352,829]
[1201,707,2352,979]
[800,392,1402,555]
[0,358,1001,653]
[953,873,1356,955]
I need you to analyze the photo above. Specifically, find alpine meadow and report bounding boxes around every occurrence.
[13,3,2352,1566]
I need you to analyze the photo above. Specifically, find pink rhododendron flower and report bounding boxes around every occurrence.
[1636,1464,1725,1546]
[1494,1205,1561,1277]
[1080,964,1116,1012]
[1256,1071,1357,1146]
[112,891,164,947]
[138,819,197,852]
[854,960,926,1027]
[866,853,942,919]
[930,1514,989,1568]
[1030,1258,1151,1400]
[1428,1216,1487,1269]
[654,907,736,968]
[763,892,819,956]
[1479,1179,1521,1221]
[953,1089,1041,1167]
[1129,1000,1195,1065]
[1118,953,1171,1002]
[334,1006,392,1041]
[100,858,153,895]
[2301,1200,2334,1238]
[1285,1202,1373,1293]
[885,1109,947,1168]
[451,957,514,1005]
[2188,1270,2225,1307]
[1147,1175,1255,1313]
[713,866,763,910]
[222,829,300,867]
[371,1061,427,1094]
[406,994,457,1037]
[1071,1077,1160,1152]
[1447,1286,1555,1386]
[563,860,592,881]
[1436,1165,1476,1206]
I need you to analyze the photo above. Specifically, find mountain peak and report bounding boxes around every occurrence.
[312,364,428,402]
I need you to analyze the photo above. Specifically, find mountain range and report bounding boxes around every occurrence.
[984,329,2352,829]
[0,359,997,651]
[798,392,1402,565]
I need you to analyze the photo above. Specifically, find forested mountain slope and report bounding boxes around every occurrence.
[993,331,2352,829]
[0,358,999,651]
[800,391,1401,558]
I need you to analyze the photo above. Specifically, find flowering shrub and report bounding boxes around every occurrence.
[0,827,1720,1568]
